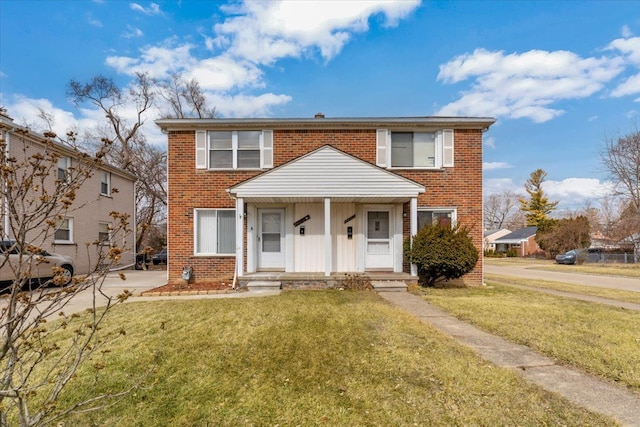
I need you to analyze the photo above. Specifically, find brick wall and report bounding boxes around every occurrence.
[167,128,484,285]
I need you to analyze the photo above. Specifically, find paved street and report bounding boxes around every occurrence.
[484,263,640,292]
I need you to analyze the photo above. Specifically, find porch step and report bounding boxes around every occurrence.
[246,281,282,291]
[371,280,408,292]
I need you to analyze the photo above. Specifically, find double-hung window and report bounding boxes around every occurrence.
[196,130,273,170]
[100,172,111,196]
[57,156,70,182]
[98,222,111,244]
[377,129,454,169]
[208,131,261,169]
[194,209,236,255]
[418,208,456,230]
[54,218,73,243]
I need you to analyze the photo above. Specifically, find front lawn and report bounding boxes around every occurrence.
[414,283,640,392]
[43,291,612,426]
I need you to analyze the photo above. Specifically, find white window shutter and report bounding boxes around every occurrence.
[261,130,274,169]
[195,130,207,169]
[376,129,388,167]
[443,129,454,167]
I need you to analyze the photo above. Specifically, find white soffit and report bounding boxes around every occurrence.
[229,145,425,199]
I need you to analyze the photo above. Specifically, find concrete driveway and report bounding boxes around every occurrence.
[484,263,640,293]
[51,269,168,316]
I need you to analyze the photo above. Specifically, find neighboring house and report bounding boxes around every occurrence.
[483,229,511,252]
[157,114,496,286]
[494,226,540,257]
[0,111,136,274]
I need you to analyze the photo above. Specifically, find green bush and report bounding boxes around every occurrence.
[506,249,519,257]
[404,224,479,287]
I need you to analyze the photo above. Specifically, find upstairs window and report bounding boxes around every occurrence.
[209,131,261,169]
[391,132,436,168]
[100,172,111,196]
[196,130,273,170]
[57,156,70,181]
[377,129,454,169]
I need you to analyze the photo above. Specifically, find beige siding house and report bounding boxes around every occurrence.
[0,111,136,274]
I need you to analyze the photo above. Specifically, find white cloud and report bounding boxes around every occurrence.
[544,178,613,205]
[130,2,162,16]
[621,25,634,38]
[123,25,144,39]
[106,43,195,79]
[483,178,521,196]
[207,92,293,118]
[588,115,598,122]
[484,136,496,148]
[213,0,420,65]
[437,48,625,123]
[87,13,102,28]
[483,161,512,171]
[626,109,637,118]
[186,56,263,91]
[607,36,640,64]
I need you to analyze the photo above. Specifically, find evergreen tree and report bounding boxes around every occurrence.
[519,169,559,227]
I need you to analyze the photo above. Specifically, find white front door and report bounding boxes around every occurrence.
[365,209,394,270]
[258,209,285,270]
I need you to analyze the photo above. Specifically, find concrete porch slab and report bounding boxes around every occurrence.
[371,280,408,292]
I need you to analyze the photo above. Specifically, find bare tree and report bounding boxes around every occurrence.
[158,74,216,119]
[483,190,524,230]
[0,129,140,426]
[601,126,640,257]
[66,74,161,250]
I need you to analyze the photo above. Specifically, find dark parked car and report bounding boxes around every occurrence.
[555,249,584,265]
[152,249,167,265]
[0,240,75,286]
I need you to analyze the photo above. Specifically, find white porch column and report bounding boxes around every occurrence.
[410,197,418,277]
[236,197,244,277]
[324,198,331,277]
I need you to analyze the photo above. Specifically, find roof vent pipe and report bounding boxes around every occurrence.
[314,112,325,119]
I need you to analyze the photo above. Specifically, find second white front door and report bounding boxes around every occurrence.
[258,209,285,270]
[365,208,394,270]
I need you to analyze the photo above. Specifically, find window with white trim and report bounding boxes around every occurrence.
[98,222,111,244]
[54,218,73,243]
[377,129,454,169]
[57,156,70,181]
[100,172,111,196]
[194,209,236,255]
[418,208,456,230]
[196,130,273,170]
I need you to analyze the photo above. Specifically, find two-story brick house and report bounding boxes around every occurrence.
[157,114,495,287]
[0,111,137,274]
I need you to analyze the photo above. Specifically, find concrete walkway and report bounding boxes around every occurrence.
[378,291,640,427]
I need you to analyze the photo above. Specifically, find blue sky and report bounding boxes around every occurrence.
[1,1,639,213]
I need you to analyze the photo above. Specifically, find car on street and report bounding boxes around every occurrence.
[152,249,167,265]
[0,240,75,287]
[555,249,584,265]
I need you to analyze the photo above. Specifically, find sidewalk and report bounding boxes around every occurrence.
[378,291,640,427]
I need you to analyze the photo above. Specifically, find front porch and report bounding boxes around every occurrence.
[239,271,415,291]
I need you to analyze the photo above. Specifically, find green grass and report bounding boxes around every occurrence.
[413,284,640,392]
[486,273,640,304]
[41,291,613,426]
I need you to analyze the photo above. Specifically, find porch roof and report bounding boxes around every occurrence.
[228,145,425,203]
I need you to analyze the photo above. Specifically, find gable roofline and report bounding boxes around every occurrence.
[1,113,137,182]
[156,116,496,132]
[228,144,425,196]
[494,226,538,242]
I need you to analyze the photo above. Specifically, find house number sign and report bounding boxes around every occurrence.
[294,215,311,227]
[343,214,356,224]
